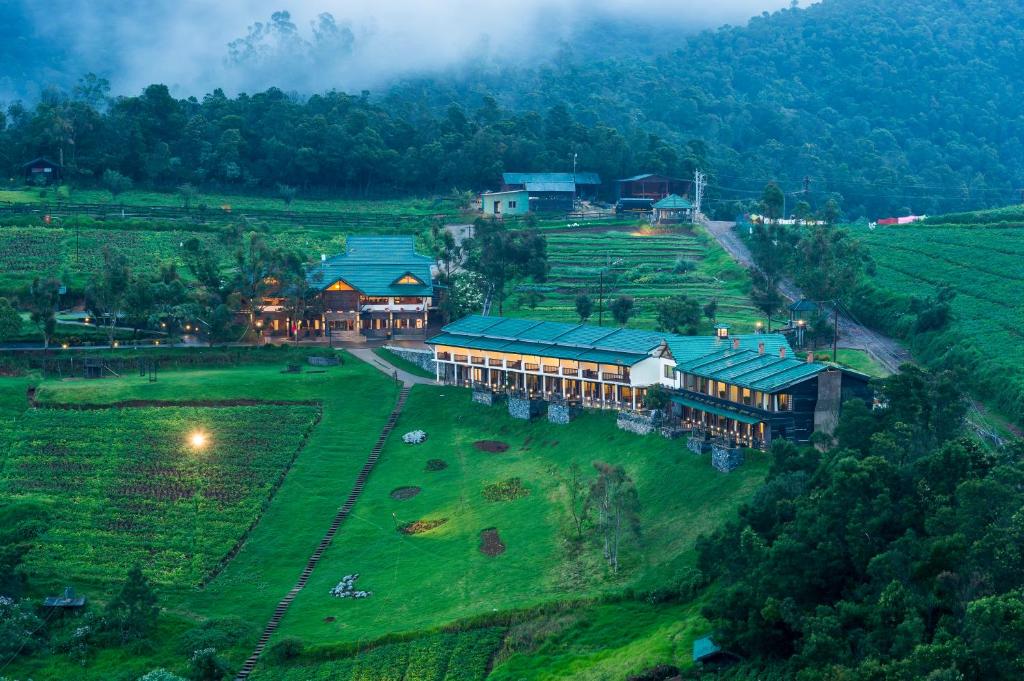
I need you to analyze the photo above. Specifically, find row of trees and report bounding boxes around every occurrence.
[569,291,719,335]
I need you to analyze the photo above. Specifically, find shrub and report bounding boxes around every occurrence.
[483,477,530,502]
[138,670,187,681]
[188,647,230,681]
[178,617,253,655]
[266,636,304,664]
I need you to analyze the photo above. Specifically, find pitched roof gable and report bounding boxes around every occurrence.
[308,236,434,297]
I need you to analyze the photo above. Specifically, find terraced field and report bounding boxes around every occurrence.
[507,227,762,331]
[851,221,1024,423]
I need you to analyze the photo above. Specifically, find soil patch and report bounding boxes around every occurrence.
[483,477,530,502]
[398,518,448,535]
[425,459,448,472]
[390,486,421,500]
[324,616,336,623]
[479,528,506,557]
[474,440,509,453]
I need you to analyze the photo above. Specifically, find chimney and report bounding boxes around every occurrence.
[732,338,740,350]
[779,347,786,359]
[758,342,765,355]
[807,351,814,363]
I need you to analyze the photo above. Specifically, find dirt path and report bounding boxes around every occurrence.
[703,220,912,374]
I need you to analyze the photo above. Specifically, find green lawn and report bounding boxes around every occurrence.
[505,225,764,332]
[816,348,891,378]
[273,386,767,646]
[373,347,436,379]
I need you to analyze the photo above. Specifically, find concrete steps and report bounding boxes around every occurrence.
[234,386,411,679]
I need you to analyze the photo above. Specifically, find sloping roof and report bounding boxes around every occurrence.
[790,298,819,312]
[524,181,576,193]
[503,172,601,186]
[429,316,800,374]
[654,194,693,209]
[307,236,434,297]
[675,348,825,393]
[693,636,722,663]
[672,396,762,424]
[22,156,62,168]
[618,173,687,183]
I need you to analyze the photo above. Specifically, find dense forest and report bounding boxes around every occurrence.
[3,0,1024,218]
[683,368,1024,680]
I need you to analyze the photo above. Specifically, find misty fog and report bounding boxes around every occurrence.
[3,0,799,99]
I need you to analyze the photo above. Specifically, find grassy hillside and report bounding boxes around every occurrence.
[506,225,763,332]
[849,212,1024,424]
[5,352,767,679]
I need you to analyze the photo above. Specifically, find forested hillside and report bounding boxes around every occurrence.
[3,0,1023,217]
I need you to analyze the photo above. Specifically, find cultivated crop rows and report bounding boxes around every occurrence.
[258,628,505,681]
[0,404,319,590]
[509,229,761,329]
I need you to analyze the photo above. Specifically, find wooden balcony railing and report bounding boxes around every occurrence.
[581,369,599,379]
[470,356,485,365]
[602,372,628,383]
[542,365,559,374]
[436,352,451,361]
[453,354,468,363]
[524,363,540,372]
[488,358,504,367]
[562,368,578,377]
[506,360,522,370]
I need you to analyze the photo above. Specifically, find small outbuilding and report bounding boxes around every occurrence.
[481,190,530,217]
[22,157,63,185]
[692,635,738,667]
[652,194,694,224]
[617,173,691,201]
[43,586,87,609]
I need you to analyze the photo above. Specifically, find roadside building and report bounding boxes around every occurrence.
[501,172,602,212]
[652,194,695,224]
[616,173,691,201]
[481,189,530,217]
[22,157,63,185]
[428,315,870,448]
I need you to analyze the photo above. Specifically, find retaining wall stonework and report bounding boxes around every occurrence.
[473,389,505,406]
[509,396,546,420]
[547,402,581,424]
[616,410,664,436]
[711,444,745,472]
[383,346,437,375]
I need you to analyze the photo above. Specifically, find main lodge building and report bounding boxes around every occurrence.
[428,315,870,449]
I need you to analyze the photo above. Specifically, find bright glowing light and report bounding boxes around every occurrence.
[189,431,208,448]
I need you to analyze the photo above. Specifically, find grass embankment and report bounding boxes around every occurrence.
[505,224,763,332]
[849,217,1024,424]
[274,386,766,646]
[373,347,436,379]
[2,355,399,680]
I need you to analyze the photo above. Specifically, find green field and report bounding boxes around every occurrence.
[850,218,1024,423]
[2,351,767,679]
[0,186,454,216]
[506,225,763,332]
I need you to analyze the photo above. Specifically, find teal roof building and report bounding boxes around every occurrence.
[307,236,434,297]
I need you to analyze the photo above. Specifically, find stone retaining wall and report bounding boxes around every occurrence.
[383,345,436,375]
[711,443,745,472]
[472,389,505,406]
[547,401,581,424]
[616,409,664,436]
[509,396,546,420]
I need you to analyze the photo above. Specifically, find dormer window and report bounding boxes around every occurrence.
[715,323,731,339]
[394,273,424,286]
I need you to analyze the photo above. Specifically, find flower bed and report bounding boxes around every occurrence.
[482,477,529,502]
[479,528,506,557]
[397,518,448,535]
[473,440,509,453]
[390,486,422,500]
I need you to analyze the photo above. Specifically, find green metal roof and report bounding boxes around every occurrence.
[693,636,722,663]
[665,334,791,363]
[503,172,601,186]
[672,396,763,425]
[675,348,825,393]
[653,194,693,210]
[307,236,434,297]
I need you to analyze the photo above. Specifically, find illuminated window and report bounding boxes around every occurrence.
[395,274,424,285]
[326,280,355,291]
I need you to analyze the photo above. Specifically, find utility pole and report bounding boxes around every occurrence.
[832,299,839,362]
[693,170,706,222]
[598,269,604,326]
[803,175,810,196]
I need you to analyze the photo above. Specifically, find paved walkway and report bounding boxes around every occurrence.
[235,386,412,679]
[347,347,437,386]
[703,220,912,374]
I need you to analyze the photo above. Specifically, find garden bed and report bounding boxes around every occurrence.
[425,459,448,471]
[398,518,448,535]
[479,528,506,557]
[390,486,422,500]
[474,440,509,453]
[482,477,529,502]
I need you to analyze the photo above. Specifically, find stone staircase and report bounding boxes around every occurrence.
[234,386,412,680]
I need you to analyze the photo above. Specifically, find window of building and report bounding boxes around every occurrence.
[363,296,390,305]
[663,365,674,379]
[395,274,423,285]
[396,297,422,305]
[777,393,792,411]
[415,318,423,329]
[509,200,517,209]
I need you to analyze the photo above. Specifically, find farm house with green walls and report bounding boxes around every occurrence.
[428,316,871,451]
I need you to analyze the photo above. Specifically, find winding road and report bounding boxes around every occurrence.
[703,220,912,374]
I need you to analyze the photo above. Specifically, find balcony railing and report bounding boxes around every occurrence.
[436,352,451,361]
[470,356,485,365]
[506,360,522,370]
[542,365,559,374]
[581,369,599,380]
[602,372,628,383]
[524,363,540,372]
[488,358,504,367]
[562,367,578,377]
[453,354,468,363]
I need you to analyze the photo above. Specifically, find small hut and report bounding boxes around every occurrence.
[43,586,87,609]
[652,194,694,224]
[22,157,63,185]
